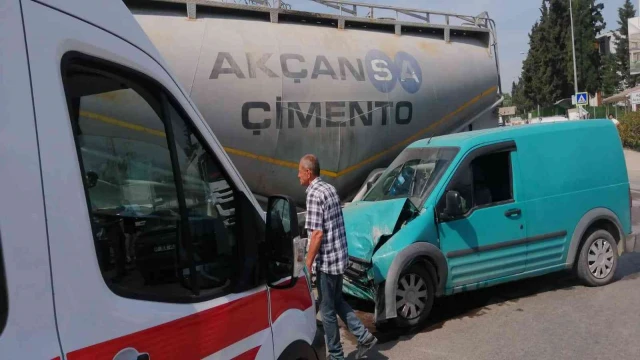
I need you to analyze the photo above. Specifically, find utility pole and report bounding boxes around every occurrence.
[569,0,579,95]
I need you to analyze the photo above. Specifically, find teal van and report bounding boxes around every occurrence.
[341,119,639,328]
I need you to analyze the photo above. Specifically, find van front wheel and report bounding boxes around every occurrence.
[392,263,434,328]
[576,229,619,286]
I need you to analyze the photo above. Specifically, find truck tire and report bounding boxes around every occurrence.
[392,263,435,328]
[576,229,618,287]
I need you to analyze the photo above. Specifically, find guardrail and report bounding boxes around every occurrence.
[308,0,491,28]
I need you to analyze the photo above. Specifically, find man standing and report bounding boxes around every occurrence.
[298,154,378,360]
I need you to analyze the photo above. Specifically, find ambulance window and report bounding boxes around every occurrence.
[62,55,246,302]
[167,105,239,294]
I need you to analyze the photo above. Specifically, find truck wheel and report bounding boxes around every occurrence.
[576,229,618,287]
[392,263,434,328]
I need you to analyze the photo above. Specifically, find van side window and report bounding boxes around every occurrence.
[62,55,253,302]
[441,150,513,214]
[470,151,513,207]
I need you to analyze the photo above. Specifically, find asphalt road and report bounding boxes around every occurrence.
[319,150,640,360]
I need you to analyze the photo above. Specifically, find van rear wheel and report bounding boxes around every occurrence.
[576,229,618,286]
[392,263,434,328]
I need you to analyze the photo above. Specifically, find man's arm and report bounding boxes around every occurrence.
[306,230,323,271]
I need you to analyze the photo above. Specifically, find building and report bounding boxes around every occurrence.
[603,84,640,111]
[596,31,619,56]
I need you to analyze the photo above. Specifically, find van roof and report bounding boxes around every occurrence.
[409,119,616,149]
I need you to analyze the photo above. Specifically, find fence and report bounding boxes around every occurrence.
[529,104,630,119]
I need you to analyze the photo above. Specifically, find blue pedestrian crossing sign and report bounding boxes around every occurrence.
[575,92,588,105]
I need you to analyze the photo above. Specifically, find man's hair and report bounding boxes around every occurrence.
[301,154,321,176]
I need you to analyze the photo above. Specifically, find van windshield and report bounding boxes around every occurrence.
[362,147,459,206]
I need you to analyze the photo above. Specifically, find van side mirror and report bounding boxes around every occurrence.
[265,195,305,289]
[443,190,464,218]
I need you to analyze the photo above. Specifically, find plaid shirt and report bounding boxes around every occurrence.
[305,177,348,275]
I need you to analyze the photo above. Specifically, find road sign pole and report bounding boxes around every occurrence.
[569,0,579,95]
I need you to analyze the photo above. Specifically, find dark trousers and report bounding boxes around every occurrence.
[317,271,370,360]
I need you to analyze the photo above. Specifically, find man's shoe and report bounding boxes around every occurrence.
[355,334,378,359]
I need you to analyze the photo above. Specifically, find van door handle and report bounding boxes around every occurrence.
[504,208,521,217]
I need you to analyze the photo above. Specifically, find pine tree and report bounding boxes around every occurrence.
[546,0,573,103]
[522,1,552,108]
[521,0,605,106]
[600,54,620,97]
[521,20,541,108]
[512,78,533,113]
[613,0,638,89]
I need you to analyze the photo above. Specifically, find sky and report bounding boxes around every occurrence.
[283,0,633,93]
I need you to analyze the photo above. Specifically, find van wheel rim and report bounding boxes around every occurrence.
[588,239,614,279]
[396,273,428,320]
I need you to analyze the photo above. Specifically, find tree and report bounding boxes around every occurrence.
[521,0,578,107]
[545,0,573,102]
[613,0,639,89]
[512,78,533,114]
[519,0,606,107]
[502,92,513,107]
[600,53,620,97]
[521,1,553,108]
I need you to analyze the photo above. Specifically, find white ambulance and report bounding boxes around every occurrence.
[0,0,322,359]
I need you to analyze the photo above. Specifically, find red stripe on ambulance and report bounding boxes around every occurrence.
[271,279,314,323]
[67,291,269,360]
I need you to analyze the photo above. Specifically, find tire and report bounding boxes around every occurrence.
[277,340,319,360]
[392,263,435,328]
[576,229,618,287]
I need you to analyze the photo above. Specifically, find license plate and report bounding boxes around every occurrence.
[153,244,176,252]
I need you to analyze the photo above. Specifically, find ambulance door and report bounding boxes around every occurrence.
[0,0,62,358]
[21,1,273,358]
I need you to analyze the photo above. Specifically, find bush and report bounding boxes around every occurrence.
[619,112,640,150]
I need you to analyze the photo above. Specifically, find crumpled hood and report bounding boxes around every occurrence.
[343,198,411,261]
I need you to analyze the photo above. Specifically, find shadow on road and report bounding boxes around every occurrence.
[614,251,640,281]
[332,251,640,359]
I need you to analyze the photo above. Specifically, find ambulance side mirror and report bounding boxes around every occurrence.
[265,195,304,289]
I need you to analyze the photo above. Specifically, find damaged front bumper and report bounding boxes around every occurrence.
[342,256,376,301]
[342,256,389,323]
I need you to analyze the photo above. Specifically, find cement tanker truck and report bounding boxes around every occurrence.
[124,0,503,205]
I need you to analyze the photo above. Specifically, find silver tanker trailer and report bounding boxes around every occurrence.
[124,0,504,205]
